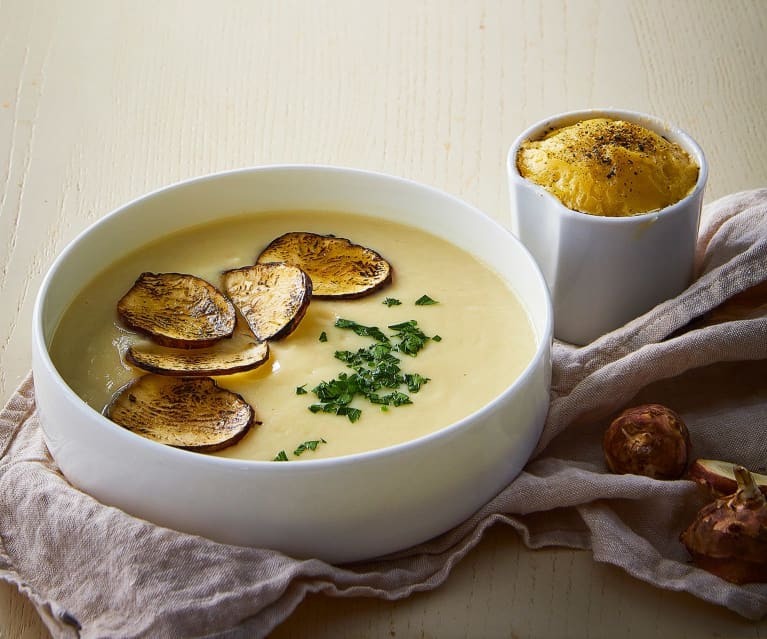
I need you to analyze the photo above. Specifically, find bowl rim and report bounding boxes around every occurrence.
[33,163,554,473]
[506,107,709,224]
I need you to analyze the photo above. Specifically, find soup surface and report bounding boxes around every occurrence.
[51,211,536,461]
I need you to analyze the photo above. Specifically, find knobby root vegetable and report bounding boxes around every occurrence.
[680,465,767,584]
[603,403,691,480]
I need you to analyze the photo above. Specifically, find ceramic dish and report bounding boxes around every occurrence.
[32,165,552,562]
[508,108,707,345]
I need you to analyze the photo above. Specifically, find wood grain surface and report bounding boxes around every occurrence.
[1,1,766,637]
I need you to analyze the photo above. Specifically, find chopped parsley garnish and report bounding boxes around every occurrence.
[319,331,328,342]
[274,438,328,461]
[294,438,327,456]
[295,384,308,395]
[302,317,439,421]
[383,297,402,307]
[415,294,439,306]
[404,372,429,392]
[388,320,431,356]
[337,406,363,422]
[334,318,389,342]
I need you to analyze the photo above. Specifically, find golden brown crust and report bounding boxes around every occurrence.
[517,118,699,216]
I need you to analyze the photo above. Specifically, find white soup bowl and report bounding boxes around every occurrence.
[32,165,552,563]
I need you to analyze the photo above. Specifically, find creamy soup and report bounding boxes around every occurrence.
[51,211,536,461]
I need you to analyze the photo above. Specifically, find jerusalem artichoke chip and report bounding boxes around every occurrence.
[106,375,254,452]
[222,262,311,341]
[117,272,236,348]
[126,329,269,376]
[256,232,392,299]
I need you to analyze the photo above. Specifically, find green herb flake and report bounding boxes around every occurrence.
[380,391,412,406]
[388,320,431,356]
[294,438,327,456]
[338,406,362,422]
[273,450,289,462]
[415,294,439,306]
[432,335,442,342]
[296,384,308,395]
[335,318,389,343]
[404,372,430,392]
[383,297,402,307]
[319,331,328,342]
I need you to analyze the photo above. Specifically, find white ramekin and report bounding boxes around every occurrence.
[508,109,708,345]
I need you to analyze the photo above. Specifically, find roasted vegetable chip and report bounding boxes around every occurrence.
[256,232,392,299]
[222,262,312,341]
[107,375,254,452]
[126,328,269,376]
[117,272,236,348]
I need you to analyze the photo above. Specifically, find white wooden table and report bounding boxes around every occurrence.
[2,1,766,637]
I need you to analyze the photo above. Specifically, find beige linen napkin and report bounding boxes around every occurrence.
[2,189,767,638]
